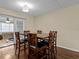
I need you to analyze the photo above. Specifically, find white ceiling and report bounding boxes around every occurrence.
[0,0,79,16]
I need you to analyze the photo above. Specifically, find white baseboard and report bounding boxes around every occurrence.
[57,45,79,52]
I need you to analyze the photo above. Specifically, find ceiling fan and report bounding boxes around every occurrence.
[6,17,10,23]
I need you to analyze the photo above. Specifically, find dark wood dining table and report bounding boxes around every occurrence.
[20,32,57,59]
[20,33,49,39]
[37,33,49,39]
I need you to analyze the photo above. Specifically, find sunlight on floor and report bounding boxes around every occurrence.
[0,39,14,48]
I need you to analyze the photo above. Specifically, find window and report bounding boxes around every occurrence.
[14,18,24,32]
[0,23,14,32]
[0,16,24,32]
[17,20,23,31]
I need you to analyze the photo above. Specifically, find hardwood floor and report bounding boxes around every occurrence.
[0,45,28,59]
[57,47,79,59]
[0,45,79,59]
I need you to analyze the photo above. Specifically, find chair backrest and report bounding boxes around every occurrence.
[37,30,42,34]
[24,30,30,35]
[48,31,57,47]
[0,35,3,40]
[28,33,47,59]
[49,31,57,59]
[15,32,20,45]
[24,31,30,39]
[28,33,37,47]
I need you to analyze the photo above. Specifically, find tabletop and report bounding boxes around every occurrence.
[37,33,49,39]
[20,33,49,39]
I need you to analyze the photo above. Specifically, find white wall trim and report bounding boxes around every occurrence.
[57,45,79,52]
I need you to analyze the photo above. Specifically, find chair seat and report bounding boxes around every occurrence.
[37,40,48,48]
[20,39,28,44]
[29,40,48,48]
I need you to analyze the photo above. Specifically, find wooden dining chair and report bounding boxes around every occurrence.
[24,30,30,35]
[24,30,30,40]
[37,30,42,34]
[48,31,57,59]
[0,35,3,40]
[37,30,43,42]
[15,32,27,59]
[28,33,48,59]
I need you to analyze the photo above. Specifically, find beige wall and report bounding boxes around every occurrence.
[24,16,34,32]
[0,7,34,32]
[34,4,79,52]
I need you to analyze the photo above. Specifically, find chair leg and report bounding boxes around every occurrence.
[24,43,26,53]
[47,48,50,59]
[24,43,26,59]
[15,44,17,55]
[17,46,20,59]
[54,50,57,59]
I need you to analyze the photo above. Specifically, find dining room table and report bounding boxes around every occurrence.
[20,32,57,59]
[20,32,49,40]
[37,33,49,39]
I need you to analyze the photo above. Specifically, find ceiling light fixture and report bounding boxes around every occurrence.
[22,5,29,12]
[18,2,34,9]
[25,2,34,9]
[18,1,34,12]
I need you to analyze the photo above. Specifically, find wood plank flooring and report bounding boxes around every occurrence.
[0,45,79,59]
[57,47,79,59]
